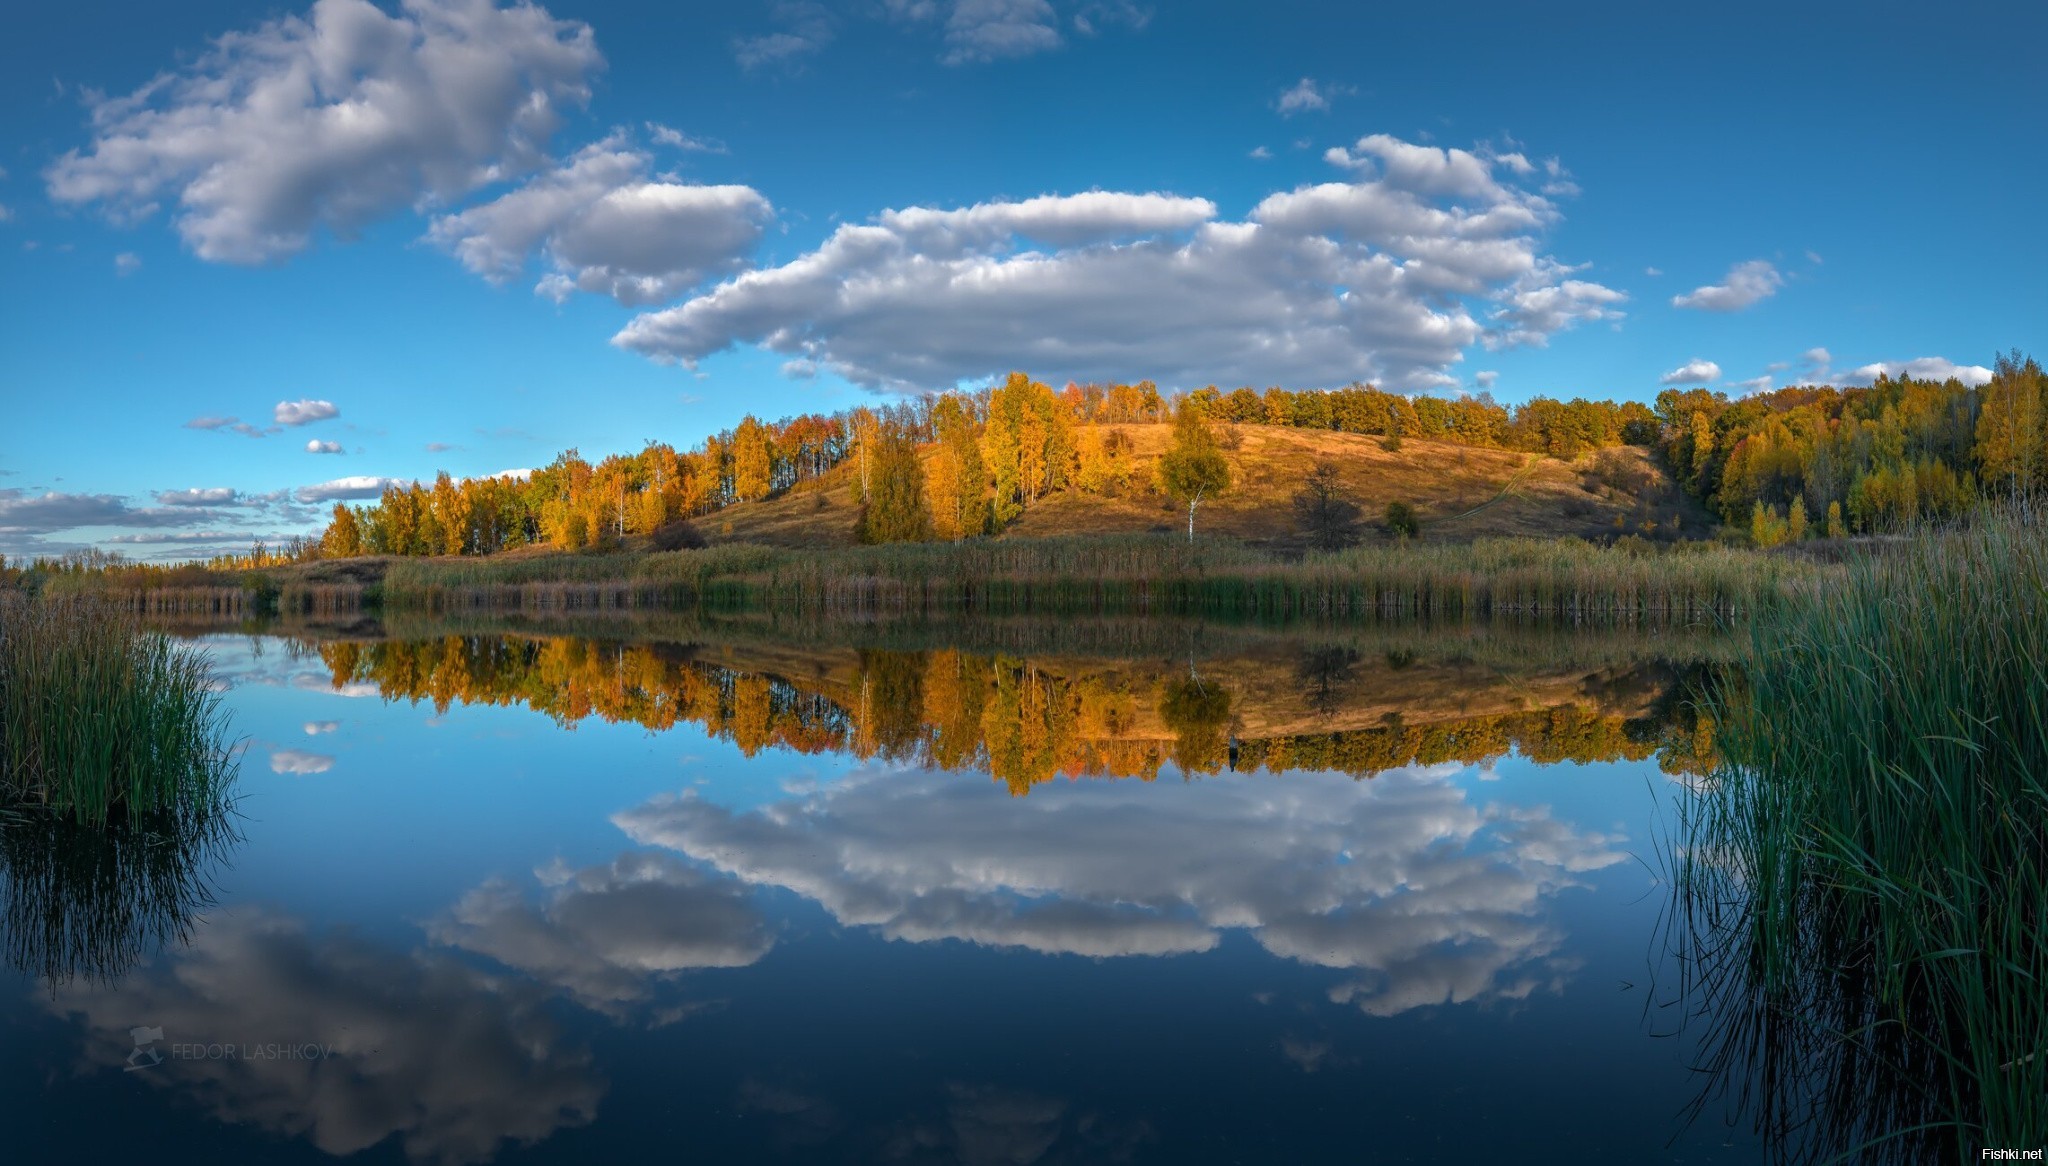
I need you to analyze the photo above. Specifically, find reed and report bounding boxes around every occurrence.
[370,534,1816,626]
[1672,508,2048,1153]
[0,594,239,824]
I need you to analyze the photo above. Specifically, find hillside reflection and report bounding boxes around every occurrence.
[302,625,1720,789]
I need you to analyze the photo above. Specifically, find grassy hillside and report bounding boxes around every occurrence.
[707,423,1709,550]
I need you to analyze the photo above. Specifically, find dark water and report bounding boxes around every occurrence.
[0,622,1771,1164]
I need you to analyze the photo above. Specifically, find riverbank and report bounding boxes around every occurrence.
[31,533,1826,626]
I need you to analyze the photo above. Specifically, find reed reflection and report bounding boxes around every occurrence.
[1,808,237,989]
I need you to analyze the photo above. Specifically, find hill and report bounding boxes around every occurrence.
[703,422,1710,550]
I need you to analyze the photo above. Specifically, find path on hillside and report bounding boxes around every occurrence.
[1434,455,1542,526]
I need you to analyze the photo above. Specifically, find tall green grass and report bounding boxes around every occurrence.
[375,534,1813,625]
[0,595,239,823]
[1671,509,2048,1154]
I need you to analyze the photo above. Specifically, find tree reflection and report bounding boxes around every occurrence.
[307,633,1719,792]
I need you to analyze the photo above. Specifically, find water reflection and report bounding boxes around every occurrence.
[295,625,1721,788]
[429,851,774,1019]
[42,906,603,1165]
[1659,815,1961,1163]
[618,760,1625,1016]
[1,810,236,988]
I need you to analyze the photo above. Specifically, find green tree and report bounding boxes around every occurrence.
[1383,500,1419,539]
[1158,399,1231,543]
[857,422,933,544]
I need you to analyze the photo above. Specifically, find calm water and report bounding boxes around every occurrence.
[1,621,1773,1164]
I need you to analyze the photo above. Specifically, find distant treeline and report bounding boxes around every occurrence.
[307,375,1668,560]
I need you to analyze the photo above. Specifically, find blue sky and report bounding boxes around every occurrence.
[2,0,2042,559]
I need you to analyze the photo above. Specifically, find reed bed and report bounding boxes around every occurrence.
[373,535,1813,626]
[0,594,239,824]
[1671,509,2048,1154]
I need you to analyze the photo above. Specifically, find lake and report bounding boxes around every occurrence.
[1,617,1781,1164]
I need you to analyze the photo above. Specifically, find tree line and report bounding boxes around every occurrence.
[293,351,2043,558]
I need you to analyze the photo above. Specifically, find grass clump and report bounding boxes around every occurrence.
[1672,508,2048,1154]
[0,595,238,824]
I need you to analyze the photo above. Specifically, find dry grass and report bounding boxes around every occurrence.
[708,424,1708,549]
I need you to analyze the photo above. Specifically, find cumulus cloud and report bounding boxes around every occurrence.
[114,251,141,276]
[1473,370,1498,389]
[1275,77,1347,115]
[46,0,602,264]
[1842,356,1993,387]
[44,907,601,1165]
[1729,375,1773,395]
[155,487,240,507]
[306,439,345,455]
[303,720,341,735]
[429,852,774,1015]
[613,134,1622,393]
[1658,358,1721,386]
[269,748,336,774]
[275,398,339,426]
[615,760,1625,1016]
[1777,346,1992,389]
[1671,259,1782,312]
[294,475,409,503]
[428,133,772,306]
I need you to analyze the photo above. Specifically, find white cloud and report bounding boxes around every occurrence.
[0,202,12,222]
[46,0,602,264]
[303,720,340,735]
[1658,358,1722,386]
[1729,375,1773,395]
[615,761,1626,1016]
[268,748,335,774]
[306,439,344,454]
[1671,259,1782,312]
[613,134,1622,393]
[428,134,772,306]
[114,251,141,276]
[1248,145,1272,160]
[1473,370,1498,389]
[155,487,240,506]
[1779,346,1992,389]
[1843,356,1992,387]
[295,475,408,503]
[275,398,339,426]
[1275,77,1347,116]
[1644,266,1662,276]
[645,121,726,154]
